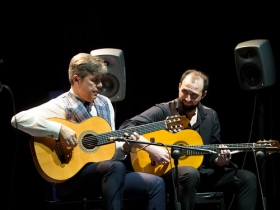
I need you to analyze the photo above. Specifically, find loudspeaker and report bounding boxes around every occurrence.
[90,48,126,102]
[234,39,276,90]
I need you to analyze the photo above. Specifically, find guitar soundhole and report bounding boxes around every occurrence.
[82,134,98,149]
[174,140,189,160]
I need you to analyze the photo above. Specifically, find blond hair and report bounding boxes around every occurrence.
[68,53,107,85]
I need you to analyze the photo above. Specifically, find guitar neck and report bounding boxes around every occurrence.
[96,121,167,145]
[181,143,257,156]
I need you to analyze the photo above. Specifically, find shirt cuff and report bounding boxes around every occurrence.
[112,141,127,160]
[45,120,62,140]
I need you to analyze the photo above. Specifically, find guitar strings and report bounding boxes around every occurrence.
[77,122,167,148]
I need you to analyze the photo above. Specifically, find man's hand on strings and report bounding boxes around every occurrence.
[215,144,231,166]
[59,124,77,147]
[127,132,170,165]
[134,133,170,165]
[145,144,170,165]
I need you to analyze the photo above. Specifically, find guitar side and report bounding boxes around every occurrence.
[130,129,204,176]
[30,116,116,183]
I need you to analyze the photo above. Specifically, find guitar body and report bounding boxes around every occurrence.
[30,117,115,183]
[130,129,204,176]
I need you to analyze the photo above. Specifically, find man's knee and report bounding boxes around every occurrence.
[107,160,126,175]
[179,166,200,187]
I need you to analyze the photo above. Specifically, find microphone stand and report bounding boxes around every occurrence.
[256,150,267,210]
[114,138,216,210]
[171,145,182,210]
[169,145,215,210]
[257,102,268,210]
[1,82,18,210]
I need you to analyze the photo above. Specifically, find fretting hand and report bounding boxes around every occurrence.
[215,144,231,166]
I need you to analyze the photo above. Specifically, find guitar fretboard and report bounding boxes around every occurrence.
[97,121,167,145]
[178,142,280,156]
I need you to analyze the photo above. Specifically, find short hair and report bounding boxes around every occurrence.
[180,69,209,92]
[68,53,107,85]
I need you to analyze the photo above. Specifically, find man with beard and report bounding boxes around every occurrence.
[119,69,257,210]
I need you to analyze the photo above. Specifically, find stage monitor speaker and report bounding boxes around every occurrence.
[234,39,276,90]
[90,48,126,102]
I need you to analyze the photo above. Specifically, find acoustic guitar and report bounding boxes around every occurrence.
[30,115,189,183]
[131,131,280,176]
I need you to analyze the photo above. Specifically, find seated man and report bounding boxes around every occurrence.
[119,69,257,210]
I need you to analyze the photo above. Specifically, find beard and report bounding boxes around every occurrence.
[178,98,198,113]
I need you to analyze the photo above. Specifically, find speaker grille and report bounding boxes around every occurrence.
[99,73,120,98]
[240,63,262,87]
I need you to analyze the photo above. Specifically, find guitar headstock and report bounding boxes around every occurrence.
[256,140,280,155]
[165,115,189,133]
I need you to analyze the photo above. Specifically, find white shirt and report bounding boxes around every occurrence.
[189,107,198,126]
[10,89,126,160]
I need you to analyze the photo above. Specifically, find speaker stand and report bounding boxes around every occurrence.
[257,96,267,210]
[256,150,267,210]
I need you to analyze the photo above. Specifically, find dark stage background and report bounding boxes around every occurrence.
[0,3,280,210]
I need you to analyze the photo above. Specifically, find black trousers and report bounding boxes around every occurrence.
[162,166,257,210]
[55,160,166,210]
